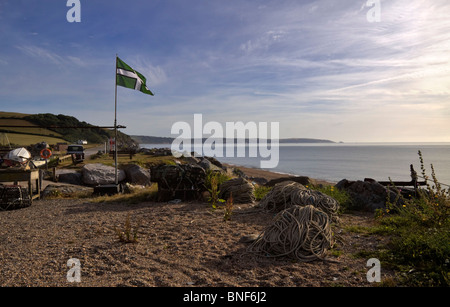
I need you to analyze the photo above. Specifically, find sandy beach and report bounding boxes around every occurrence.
[0,165,392,287]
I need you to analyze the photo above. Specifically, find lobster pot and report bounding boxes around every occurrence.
[0,185,32,211]
[150,164,207,201]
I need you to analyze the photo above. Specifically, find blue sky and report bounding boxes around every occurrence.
[0,0,449,142]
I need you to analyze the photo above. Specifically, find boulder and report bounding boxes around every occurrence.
[198,158,224,173]
[81,163,126,186]
[335,179,402,211]
[122,164,151,186]
[182,156,200,165]
[42,184,93,198]
[249,177,268,186]
[203,156,224,169]
[56,169,82,185]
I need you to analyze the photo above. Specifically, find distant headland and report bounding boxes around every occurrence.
[131,135,336,144]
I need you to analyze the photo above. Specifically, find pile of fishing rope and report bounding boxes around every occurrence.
[247,205,334,262]
[258,181,339,221]
[219,177,255,204]
[248,181,339,261]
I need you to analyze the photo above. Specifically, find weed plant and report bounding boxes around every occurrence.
[310,184,353,213]
[223,193,234,221]
[374,151,449,286]
[205,170,230,210]
[254,185,272,201]
[114,214,141,243]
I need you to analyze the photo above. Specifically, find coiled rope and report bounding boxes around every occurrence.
[247,205,334,262]
[258,181,340,221]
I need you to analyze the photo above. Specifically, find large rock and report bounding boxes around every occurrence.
[42,184,93,198]
[122,164,151,186]
[81,163,126,186]
[198,158,224,173]
[56,169,82,185]
[336,179,402,211]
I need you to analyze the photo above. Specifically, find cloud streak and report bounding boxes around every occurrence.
[0,0,449,142]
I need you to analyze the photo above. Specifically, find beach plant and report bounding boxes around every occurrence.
[223,192,234,221]
[91,184,158,204]
[205,170,229,210]
[254,185,272,201]
[373,151,450,286]
[114,214,141,244]
[310,184,352,213]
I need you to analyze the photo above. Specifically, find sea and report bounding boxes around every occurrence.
[140,143,450,186]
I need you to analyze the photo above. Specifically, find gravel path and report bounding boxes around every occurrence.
[0,196,392,287]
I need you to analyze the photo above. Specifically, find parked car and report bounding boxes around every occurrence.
[67,144,85,164]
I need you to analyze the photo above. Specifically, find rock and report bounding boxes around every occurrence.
[203,156,224,169]
[198,158,224,173]
[122,164,151,186]
[232,168,248,179]
[42,184,93,198]
[335,179,403,211]
[265,176,311,187]
[239,234,260,243]
[249,177,268,185]
[182,156,200,165]
[56,169,82,185]
[81,163,126,186]
[335,179,350,190]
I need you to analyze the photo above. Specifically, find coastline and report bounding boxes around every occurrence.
[222,163,335,186]
[138,144,340,185]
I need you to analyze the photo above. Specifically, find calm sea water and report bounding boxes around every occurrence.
[141,143,450,185]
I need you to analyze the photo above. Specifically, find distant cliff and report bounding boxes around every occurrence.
[131,135,175,144]
[278,138,335,144]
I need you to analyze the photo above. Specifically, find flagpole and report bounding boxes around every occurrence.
[114,54,118,186]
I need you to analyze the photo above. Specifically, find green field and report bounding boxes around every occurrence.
[0,111,135,147]
[0,112,67,146]
[1,132,67,146]
[0,118,64,136]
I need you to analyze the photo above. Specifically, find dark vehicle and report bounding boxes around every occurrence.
[67,144,85,164]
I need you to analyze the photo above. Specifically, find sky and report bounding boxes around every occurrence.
[0,0,449,142]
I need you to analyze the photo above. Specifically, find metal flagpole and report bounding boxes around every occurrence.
[114,54,118,185]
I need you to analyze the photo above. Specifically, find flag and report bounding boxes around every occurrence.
[116,57,154,96]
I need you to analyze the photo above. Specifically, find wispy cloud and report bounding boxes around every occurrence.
[1,0,450,142]
[15,45,65,65]
[15,45,91,67]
